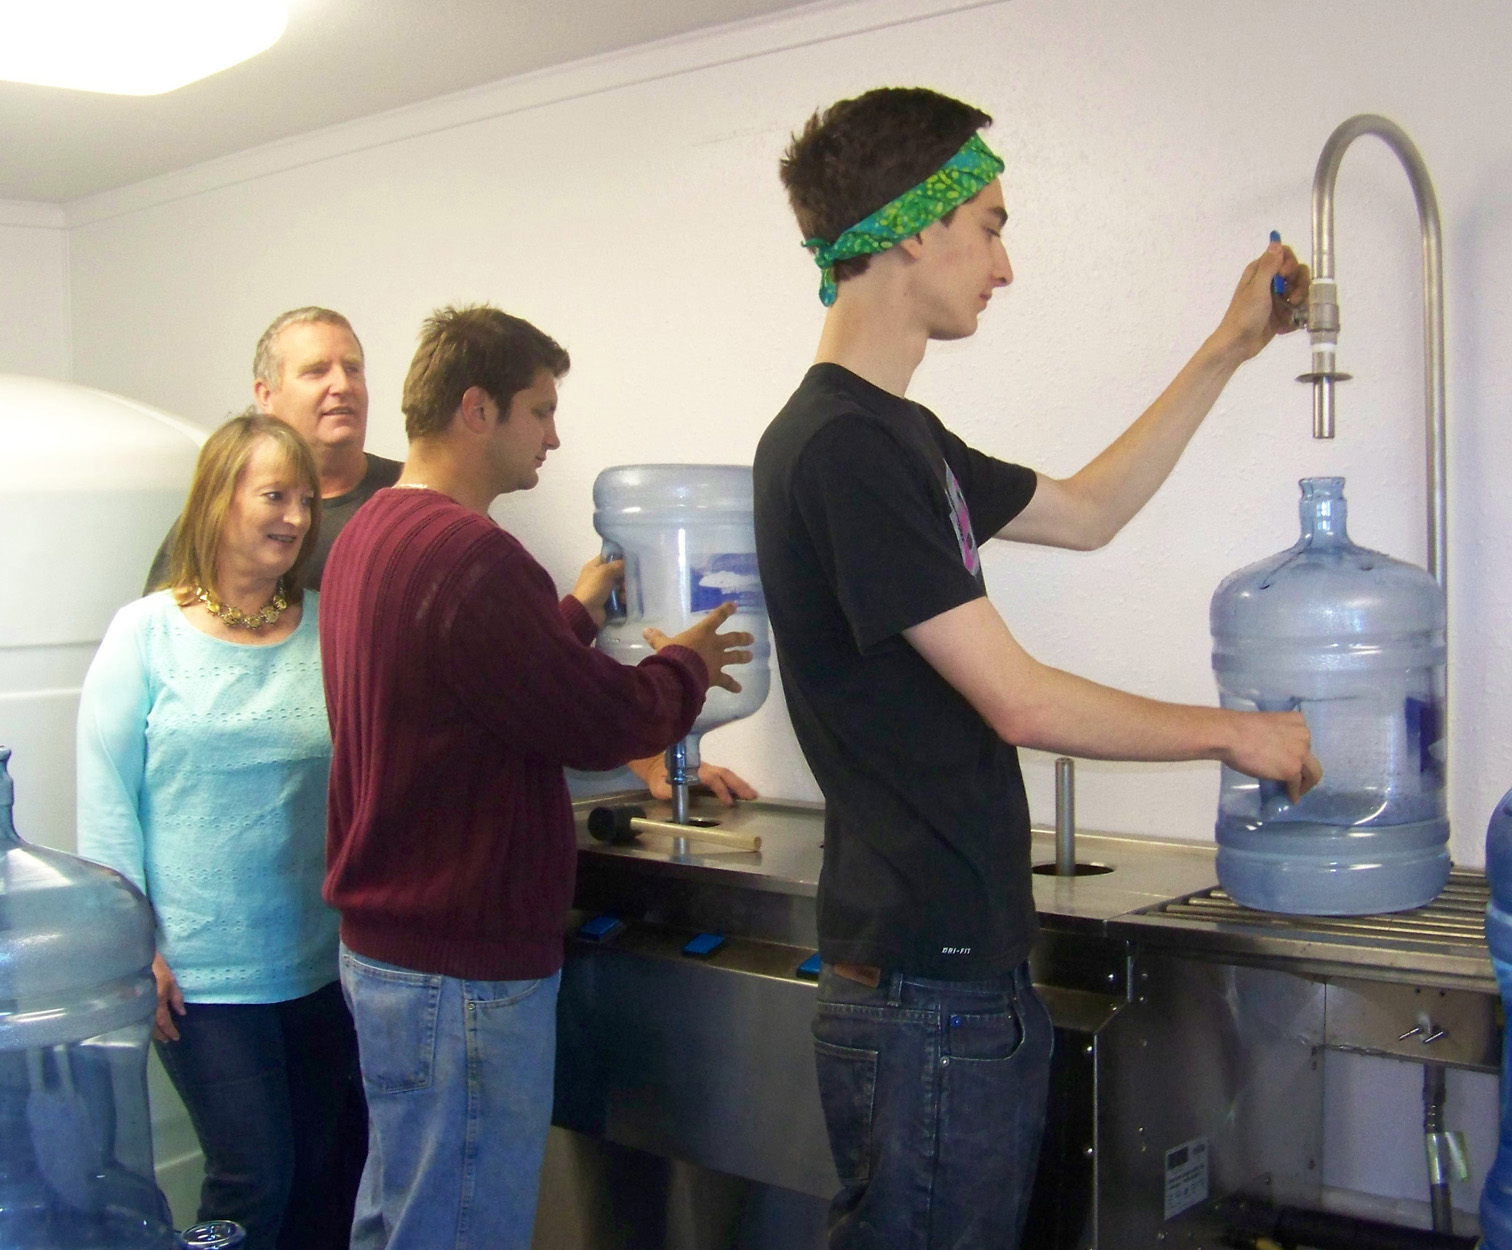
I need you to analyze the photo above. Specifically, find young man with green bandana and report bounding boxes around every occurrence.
[752,87,1322,1249]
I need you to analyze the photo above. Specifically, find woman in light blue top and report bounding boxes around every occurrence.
[77,412,355,1250]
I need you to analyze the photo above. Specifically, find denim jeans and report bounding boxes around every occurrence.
[339,945,560,1250]
[153,979,361,1250]
[811,963,1053,1250]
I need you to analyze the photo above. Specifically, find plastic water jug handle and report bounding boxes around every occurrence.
[600,542,627,623]
[1255,696,1303,817]
[1258,778,1291,816]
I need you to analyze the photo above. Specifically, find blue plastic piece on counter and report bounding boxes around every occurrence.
[1211,478,1449,914]
[577,915,625,943]
[1481,786,1512,1249]
[796,953,822,980]
[682,932,725,959]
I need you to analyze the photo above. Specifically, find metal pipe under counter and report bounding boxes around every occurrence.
[547,792,1498,1250]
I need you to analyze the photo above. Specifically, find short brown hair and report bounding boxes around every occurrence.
[253,307,362,390]
[401,305,570,440]
[780,88,993,289]
[168,411,322,606]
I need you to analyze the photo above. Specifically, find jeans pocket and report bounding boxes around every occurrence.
[467,975,549,1008]
[342,951,442,1095]
[944,992,1026,1064]
[812,1035,879,1186]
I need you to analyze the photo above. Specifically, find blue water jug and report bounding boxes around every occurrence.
[1210,478,1449,914]
[0,745,180,1249]
[1482,787,1512,1249]
[593,465,770,769]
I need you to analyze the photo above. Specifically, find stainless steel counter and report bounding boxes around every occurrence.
[572,789,1224,924]
[549,792,1500,1250]
[1111,873,1495,992]
[573,789,1494,985]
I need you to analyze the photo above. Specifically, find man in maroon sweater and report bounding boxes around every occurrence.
[319,304,751,1250]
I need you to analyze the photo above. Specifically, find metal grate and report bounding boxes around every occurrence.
[1141,870,1489,954]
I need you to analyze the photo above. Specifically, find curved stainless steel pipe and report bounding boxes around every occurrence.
[1304,114,1446,590]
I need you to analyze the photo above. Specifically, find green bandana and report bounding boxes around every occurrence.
[803,132,1006,306]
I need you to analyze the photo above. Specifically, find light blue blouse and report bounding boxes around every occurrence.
[76,591,337,1004]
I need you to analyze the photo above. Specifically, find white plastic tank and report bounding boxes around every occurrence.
[0,375,202,855]
[0,373,204,1222]
[592,465,770,767]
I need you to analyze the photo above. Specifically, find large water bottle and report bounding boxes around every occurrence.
[1210,477,1449,914]
[0,744,180,1249]
[593,465,770,769]
[1482,786,1512,1249]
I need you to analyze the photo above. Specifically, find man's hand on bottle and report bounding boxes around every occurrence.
[570,556,624,629]
[645,602,753,693]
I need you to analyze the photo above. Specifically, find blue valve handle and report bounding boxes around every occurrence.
[1269,230,1288,296]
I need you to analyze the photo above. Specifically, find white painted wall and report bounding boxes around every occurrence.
[59,0,1512,865]
[0,200,71,380]
[43,0,1512,1223]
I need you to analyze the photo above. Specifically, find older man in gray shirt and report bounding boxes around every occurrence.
[146,306,400,593]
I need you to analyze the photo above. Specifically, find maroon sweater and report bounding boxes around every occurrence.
[319,488,708,979]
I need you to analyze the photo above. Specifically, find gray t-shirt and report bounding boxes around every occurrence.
[144,453,403,594]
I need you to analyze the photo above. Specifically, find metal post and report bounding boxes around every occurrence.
[1423,1063,1454,1233]
[1055,757,1076,877]
[664,740,692,857]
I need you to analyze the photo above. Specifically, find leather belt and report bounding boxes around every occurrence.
[832,961,882,988]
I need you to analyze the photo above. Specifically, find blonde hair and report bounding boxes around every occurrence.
[167,411,322,606]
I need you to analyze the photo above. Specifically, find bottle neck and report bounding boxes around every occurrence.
[1298,484,1350,549]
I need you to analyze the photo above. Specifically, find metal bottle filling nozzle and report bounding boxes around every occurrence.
[1297,113,1447,593]
[1298,117,1456,1234]
[664,738,696,857]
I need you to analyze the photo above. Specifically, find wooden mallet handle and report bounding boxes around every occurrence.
[588,804,760,852]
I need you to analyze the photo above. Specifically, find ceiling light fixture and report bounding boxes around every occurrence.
[0,1,288,96]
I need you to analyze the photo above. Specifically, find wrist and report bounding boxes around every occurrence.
[568,593,606,630]
[1210,707,1246,767]
[1197,329,1248,375]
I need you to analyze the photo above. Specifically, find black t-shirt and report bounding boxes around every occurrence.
[753,363,1040,979]
[144,453,403,594]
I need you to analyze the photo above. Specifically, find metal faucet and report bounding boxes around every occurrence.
[1299,114,1447,591]
[1301,120,1456,1234]
[663,738,696,857]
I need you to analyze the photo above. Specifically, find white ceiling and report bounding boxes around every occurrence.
[0,0,818,204]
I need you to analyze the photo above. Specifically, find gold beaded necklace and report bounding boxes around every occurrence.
[194,579,289,630]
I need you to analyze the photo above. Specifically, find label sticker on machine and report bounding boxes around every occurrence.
[1163,1136,1208,1220]
[689,553,764,612]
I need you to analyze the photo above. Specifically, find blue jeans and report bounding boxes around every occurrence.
[811,963,1053,1250]
[153,979,361,1250]
[339,945,560,1250]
